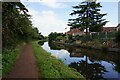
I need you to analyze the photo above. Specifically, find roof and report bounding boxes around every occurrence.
[66,28,82,34]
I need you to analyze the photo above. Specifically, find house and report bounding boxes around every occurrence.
[102,27,117,32]
[116,24,120,31]
[66,28,85,36]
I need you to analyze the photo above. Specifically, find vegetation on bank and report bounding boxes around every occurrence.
[2,43,26,77]
[2,49,19,77]
[2,2,44,77]
[32,41,85,79]
[48,32,66,43]
[48,29,120,50]
[47,1,119,49]
[115,30,120,47]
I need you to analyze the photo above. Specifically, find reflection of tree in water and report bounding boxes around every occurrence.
[48,42,120,78]
[67,47,120,75]
[114,62,120,73]
[38,41,44,46]
[48,42,65,50]
[113,54,120,73]
[69,60,107,80]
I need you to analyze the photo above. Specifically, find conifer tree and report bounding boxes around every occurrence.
[68,1,108,34]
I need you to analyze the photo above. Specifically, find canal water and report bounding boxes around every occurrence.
[41,42,120,80]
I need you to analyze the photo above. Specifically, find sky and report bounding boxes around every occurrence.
[21,0,119,36]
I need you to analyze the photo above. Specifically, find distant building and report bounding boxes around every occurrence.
[66,28,85,36]
[102,27,117,32]
[116,24,120,31]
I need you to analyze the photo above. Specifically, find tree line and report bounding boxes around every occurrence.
[2,2,43,50]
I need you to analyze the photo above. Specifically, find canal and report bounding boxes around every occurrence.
[41,42,120,79]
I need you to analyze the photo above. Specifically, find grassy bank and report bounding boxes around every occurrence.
[32,41,85,79]
[2,43,25,77]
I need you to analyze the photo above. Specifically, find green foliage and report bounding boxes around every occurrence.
[68,35,73,40]
[81,35,92,42]
[65,34,74,43]
[48,32,58,43]
[74,35,83,40]
[68,1,108,33]
[48,42,65,50]
[32,41,85,79]
[2,2,43,50]
[2,42,26,77]
[3,2,28,49]
[2,49,20,77]
[80,32,115,42]
[115,30,120,43]
[38,40,44,46]
[56,36,63,41]
[32,28,44,40]
[48,32,65,43]
[115,30,120,47]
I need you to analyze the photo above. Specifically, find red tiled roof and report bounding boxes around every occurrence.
[66,28,81,34]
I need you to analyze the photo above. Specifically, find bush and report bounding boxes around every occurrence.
[115,30,120,47]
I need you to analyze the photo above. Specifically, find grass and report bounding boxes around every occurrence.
[2,49,20,77]
[32,41,85,79]
[2,43,25,77]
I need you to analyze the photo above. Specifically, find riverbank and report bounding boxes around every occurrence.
[63,43,120,53]
[32,41,85,79]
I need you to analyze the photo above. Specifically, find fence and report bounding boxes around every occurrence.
[82,32,116,42]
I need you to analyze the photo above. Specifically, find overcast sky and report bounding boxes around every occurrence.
[21,0,119,36]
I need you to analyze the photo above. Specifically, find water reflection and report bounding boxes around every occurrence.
[41,42,120,79]
[69,60,107,80]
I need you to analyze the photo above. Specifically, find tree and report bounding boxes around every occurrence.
[68,1,108,34]
[56,36,63,41]
[3,2,28,49]
[48,32,58,43]
[48,32,65,43]
[2,2,40,49]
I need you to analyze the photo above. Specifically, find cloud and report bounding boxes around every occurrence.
[28,9,69,36]
[22,0,120,2]
[21,0,67,8]
[40,0,67,8]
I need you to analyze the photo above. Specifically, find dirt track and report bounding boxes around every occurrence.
[5,43,39,79]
